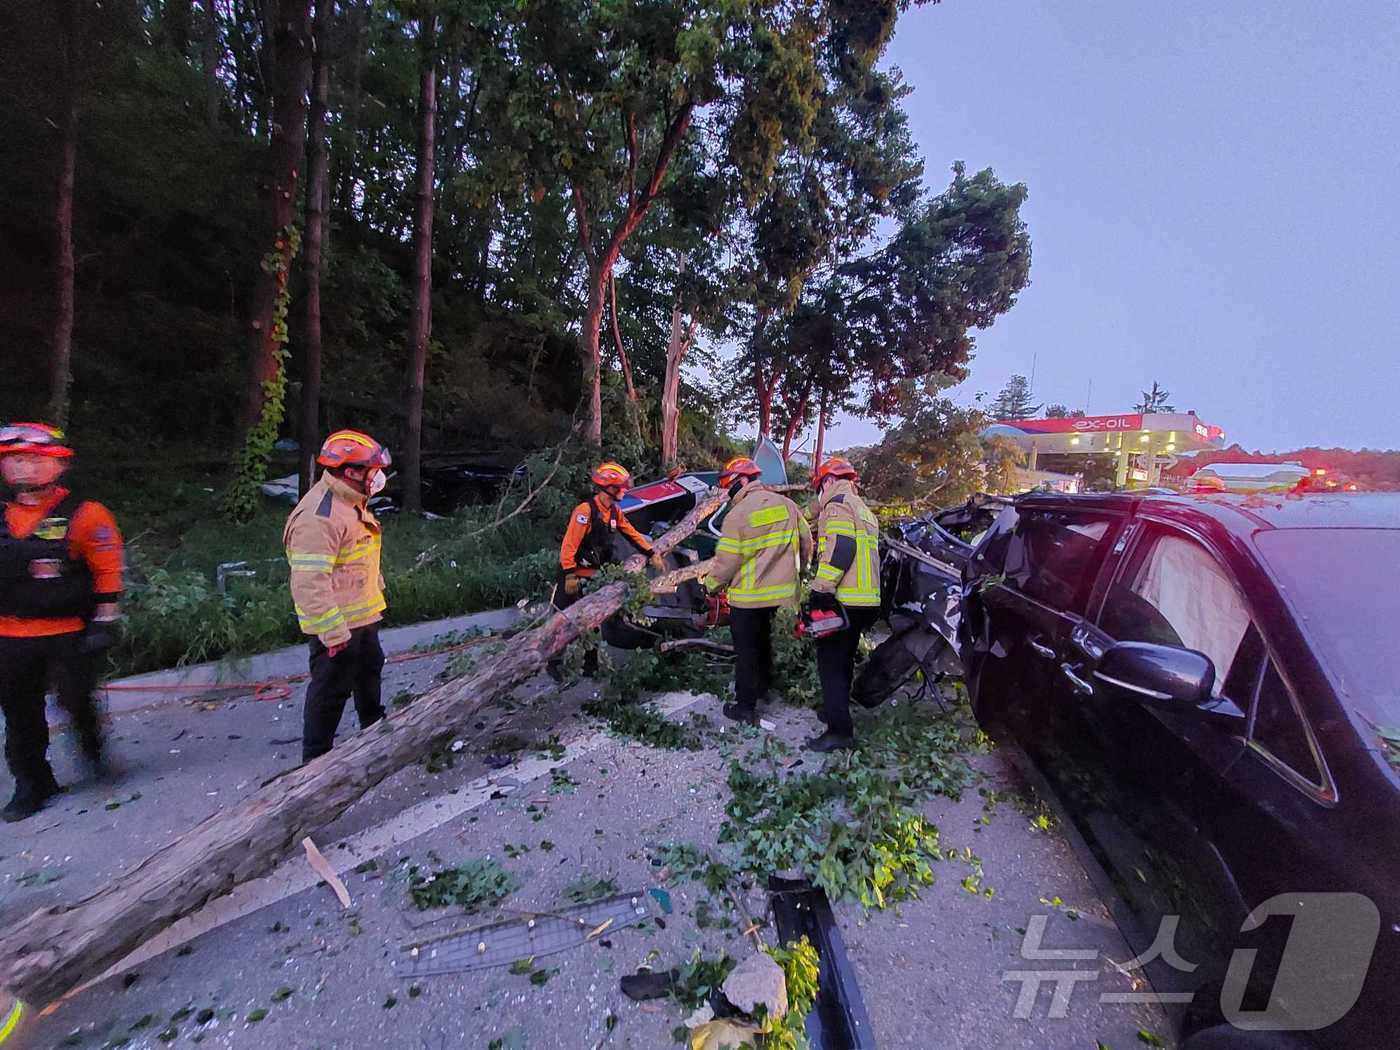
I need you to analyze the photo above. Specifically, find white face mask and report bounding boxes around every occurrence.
[369,470,387,496]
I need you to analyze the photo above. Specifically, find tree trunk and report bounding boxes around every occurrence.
[332,0,371,216]
[198,0,222,129]
[753,370,776,438]
[661,305,694,470]
[299,0,332,496]
[579,256,608,445]
[0,492,726,1007]
[748,307,775,437]
[570,100,695,447]
[608,273,644,445]
[608,273,638,404]
[163,0,194,54]
[781,402,802,461]
[401,10,437,514]
[239,0,314,430]
[48,0,79,428]
[813,396,828,467]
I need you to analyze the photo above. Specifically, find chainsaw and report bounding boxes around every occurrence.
[638,593,731,631]
[794,602,848,640]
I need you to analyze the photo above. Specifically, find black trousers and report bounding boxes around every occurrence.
[302,624,385,762]
[729,606,775,710]
[816,606,881,737]
[0,632,104,799]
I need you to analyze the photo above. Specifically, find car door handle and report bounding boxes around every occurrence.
[1028,638,1056,659]
[1060,663,1094,696]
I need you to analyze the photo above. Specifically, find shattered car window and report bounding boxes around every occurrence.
[1004,510,1117,612]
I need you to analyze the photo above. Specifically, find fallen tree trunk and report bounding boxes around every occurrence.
[0,493,727,1006]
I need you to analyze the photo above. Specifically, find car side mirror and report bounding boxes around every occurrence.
[1094,641,1216,707]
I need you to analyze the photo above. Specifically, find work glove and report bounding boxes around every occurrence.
[563,574,582,598]
[648,551,666,573]
[320,627,352,658]
[808,590,838,613]
[80,620,120,656]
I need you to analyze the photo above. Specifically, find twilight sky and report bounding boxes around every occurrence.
[822,0,1400,455]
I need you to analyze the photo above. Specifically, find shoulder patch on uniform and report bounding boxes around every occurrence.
[576,514,589,525]
[316,490,335,518]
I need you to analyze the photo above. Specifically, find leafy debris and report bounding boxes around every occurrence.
[563,875,619,904]
[720,703,986,908]
[408,858,516,912]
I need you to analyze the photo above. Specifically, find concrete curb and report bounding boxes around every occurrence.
[54,607,521,723]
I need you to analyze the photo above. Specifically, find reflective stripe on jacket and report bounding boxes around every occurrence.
[283,473,386,646]
[702,484,812,609]
[811,479,880,607]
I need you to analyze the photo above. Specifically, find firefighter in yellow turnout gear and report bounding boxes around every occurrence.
[702,457,811,724]
[284,430,391,763]
[805,456,881,751]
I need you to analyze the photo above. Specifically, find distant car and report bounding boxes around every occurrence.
[956,492,1400,1048]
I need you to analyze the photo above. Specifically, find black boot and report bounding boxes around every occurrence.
[2,795,42,822]
[4,763,65,822]
[722,703,758,726]
[83,752,122,785]
[35,765,65,799]
[805,730,856,753]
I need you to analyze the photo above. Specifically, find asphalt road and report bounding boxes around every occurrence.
[2,640,1174,1050]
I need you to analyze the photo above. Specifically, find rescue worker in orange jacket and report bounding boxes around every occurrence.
[805,456,882,752]
[0,423,124,822]
[284,430,390,763]
[550,462,662,678]
[556,462,664,608]
[702,456,812,725]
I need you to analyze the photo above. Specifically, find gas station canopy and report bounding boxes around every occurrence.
[982,412,1227,488]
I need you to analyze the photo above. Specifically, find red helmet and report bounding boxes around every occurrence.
[0,422,73,458]
[317,430,390,470]
[812,456,858,490]
[591,461,633,490]
[718,456,762,489]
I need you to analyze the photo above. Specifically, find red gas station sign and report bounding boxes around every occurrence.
[995,413,1144,434]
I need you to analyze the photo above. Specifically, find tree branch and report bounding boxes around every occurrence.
[571,183,593,259]
[639,98,694,207]
[624,108,637,207]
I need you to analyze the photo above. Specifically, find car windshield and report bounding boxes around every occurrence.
[1255,528,1400,724]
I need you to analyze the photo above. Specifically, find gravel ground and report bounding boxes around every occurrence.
[3,638,1175,1050]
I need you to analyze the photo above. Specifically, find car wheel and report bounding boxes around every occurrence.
[1182,1024,1310,1050]
[853,631,922,709]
